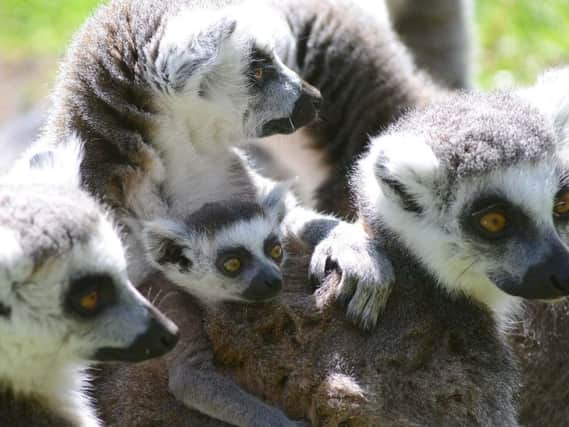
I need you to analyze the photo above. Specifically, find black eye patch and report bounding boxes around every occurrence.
[247,46,277,86]
[263,234,283,264]
[0,301,11,319]
[215,247,252,277]
[65,273,117,318]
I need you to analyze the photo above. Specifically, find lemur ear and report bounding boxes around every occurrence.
[360,134,439,214]
[517,67,569,152]
[260,181,292,222]
[157,14,237,91]
[142,220,193,273]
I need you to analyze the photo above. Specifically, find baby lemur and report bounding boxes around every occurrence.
[97,186,305,426]
[0,138,179,427]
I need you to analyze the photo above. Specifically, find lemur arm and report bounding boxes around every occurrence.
[239,148,395,330]
[157,279,304,427]
[168,347,303,427]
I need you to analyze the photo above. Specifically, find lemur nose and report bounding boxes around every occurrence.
[517,238,569,299]
[265,276,283,291]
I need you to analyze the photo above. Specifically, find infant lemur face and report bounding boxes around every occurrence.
[143,198,286,304]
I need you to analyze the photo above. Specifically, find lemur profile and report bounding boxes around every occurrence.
[202,82,569,425]
[0,138,179,427]
[253,0,472,217]
[96,190,308,426]
[41,0,392,330]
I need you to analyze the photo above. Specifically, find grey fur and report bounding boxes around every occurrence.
[386,0,473,89]
[99,196,306,426]
[39,0,388,330]
[199,88,569,426]
[0,140,179,427]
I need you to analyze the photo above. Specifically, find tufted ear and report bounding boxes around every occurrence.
[358,133,440,214]
[157,14,237,91]
[517,67,569,153]
[259,181,292,223]
[142,220,193,273]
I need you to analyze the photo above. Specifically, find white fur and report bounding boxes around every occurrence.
[0,139,154,427]
[362,133,559,318]
[517,67,569,156]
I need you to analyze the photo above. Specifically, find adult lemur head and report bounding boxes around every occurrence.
[0,138,179,426]
[356,90,569,316]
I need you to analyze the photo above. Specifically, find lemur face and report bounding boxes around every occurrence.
[358,91,569,312]
[159,3,321,139]
[0,185,179,364]
[144,197,286,304]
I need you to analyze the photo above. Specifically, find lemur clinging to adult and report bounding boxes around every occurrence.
[203,79,569,426]
[41,0,392,330]
[96,189,309,426]
[0,138,179,427]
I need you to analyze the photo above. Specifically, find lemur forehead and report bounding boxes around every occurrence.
[186,200,265,235]
[0,185,100,265]
[393,92,555,182]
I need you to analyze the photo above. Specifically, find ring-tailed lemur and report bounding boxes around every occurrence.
[95,190,308,426]
[386,0,473,89]
[40,0,393,330]
[0,138,179,427]
[203,85,569,425]
[253,0,473,217]
[357,89,569,315]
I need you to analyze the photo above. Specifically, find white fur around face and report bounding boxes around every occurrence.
[362,133,559,317]
[150,214,282,305]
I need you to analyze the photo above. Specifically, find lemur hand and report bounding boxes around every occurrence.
[309,221,394,330]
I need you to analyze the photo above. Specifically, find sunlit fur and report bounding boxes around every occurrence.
[355,89,565,320]
[0,138,161,426]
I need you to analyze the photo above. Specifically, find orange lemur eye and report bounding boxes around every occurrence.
[253,67,263,81]
[223,258,241,273]
[270,244,283,261]
[554,191,569,216]
[80,291,99,312]
[479,212,507,233]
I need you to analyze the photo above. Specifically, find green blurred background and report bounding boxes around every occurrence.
[0,0,569,123]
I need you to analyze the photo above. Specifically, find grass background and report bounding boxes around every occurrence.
[0,0,568,120]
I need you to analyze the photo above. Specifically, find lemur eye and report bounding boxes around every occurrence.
[66,274,116,318]
[270,243,283,261]
[80,291,99,312]
[554,192,569,217]
[253,67,264,81]
[223,258,242,273]
[479,212,507,233]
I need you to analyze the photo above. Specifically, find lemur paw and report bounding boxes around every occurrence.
[309,222,394,331]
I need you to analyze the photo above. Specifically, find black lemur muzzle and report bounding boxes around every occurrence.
[500,237,569,299]
[93,304,179,363]
[261,81,322,136]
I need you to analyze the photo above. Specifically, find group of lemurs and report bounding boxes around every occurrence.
[3,0,569,425]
